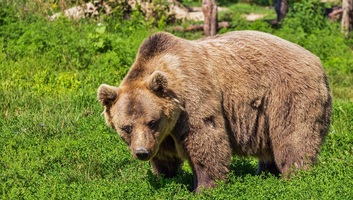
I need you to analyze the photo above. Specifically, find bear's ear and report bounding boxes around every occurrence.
[97,84,118,107]
[147,71,168,94]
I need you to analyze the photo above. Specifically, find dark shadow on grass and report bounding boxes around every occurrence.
[230,158,282,179]
[147,169,194,191]
[230,158,258,177]
[146,158,275,191]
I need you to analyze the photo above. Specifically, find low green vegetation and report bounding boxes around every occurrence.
[226,3,276,19]
[1,0,353,199]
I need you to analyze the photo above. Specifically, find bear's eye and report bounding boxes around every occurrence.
[121,125,133,134]
[147,119,160,130]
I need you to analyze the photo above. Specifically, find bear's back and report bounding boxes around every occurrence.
[193,30,322,74]
[173,31,326,99]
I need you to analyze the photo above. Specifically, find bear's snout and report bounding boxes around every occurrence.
[135,147,150,161]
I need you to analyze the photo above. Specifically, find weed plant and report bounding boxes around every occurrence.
[1,0,353,199]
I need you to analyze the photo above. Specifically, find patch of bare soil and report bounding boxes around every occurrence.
[242,13,266,21]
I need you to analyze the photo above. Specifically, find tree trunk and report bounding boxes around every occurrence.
[341,0,353,37]
[274,0,288,23]
[202,0,218,36]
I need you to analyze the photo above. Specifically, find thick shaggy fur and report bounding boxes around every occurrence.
[98,31,332,191]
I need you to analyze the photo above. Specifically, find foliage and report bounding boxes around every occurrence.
[1,1,353,199]
[282,0,327,34]
[0,0,173,27]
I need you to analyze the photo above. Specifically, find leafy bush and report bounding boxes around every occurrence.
[282,0,328,34]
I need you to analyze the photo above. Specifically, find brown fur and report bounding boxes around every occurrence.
[98,31,332,192]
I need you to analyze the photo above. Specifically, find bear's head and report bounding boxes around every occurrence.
[98,71,183,161]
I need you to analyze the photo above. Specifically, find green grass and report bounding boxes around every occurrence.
[1,1,353,199]
[227,3,276,18]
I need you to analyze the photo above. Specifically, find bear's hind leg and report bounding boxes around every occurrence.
[272,141,317,178]
[269,91,328,177]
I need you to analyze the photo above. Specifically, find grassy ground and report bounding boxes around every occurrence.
[225,3,276,20]
[1,1,353,199]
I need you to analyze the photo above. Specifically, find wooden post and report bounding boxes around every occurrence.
[341,0,353,37]
[202,0,218,36]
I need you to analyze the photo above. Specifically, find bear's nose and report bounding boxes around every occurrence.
[135,147,150,160]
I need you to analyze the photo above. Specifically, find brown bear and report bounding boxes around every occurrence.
[97,31,332,192]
